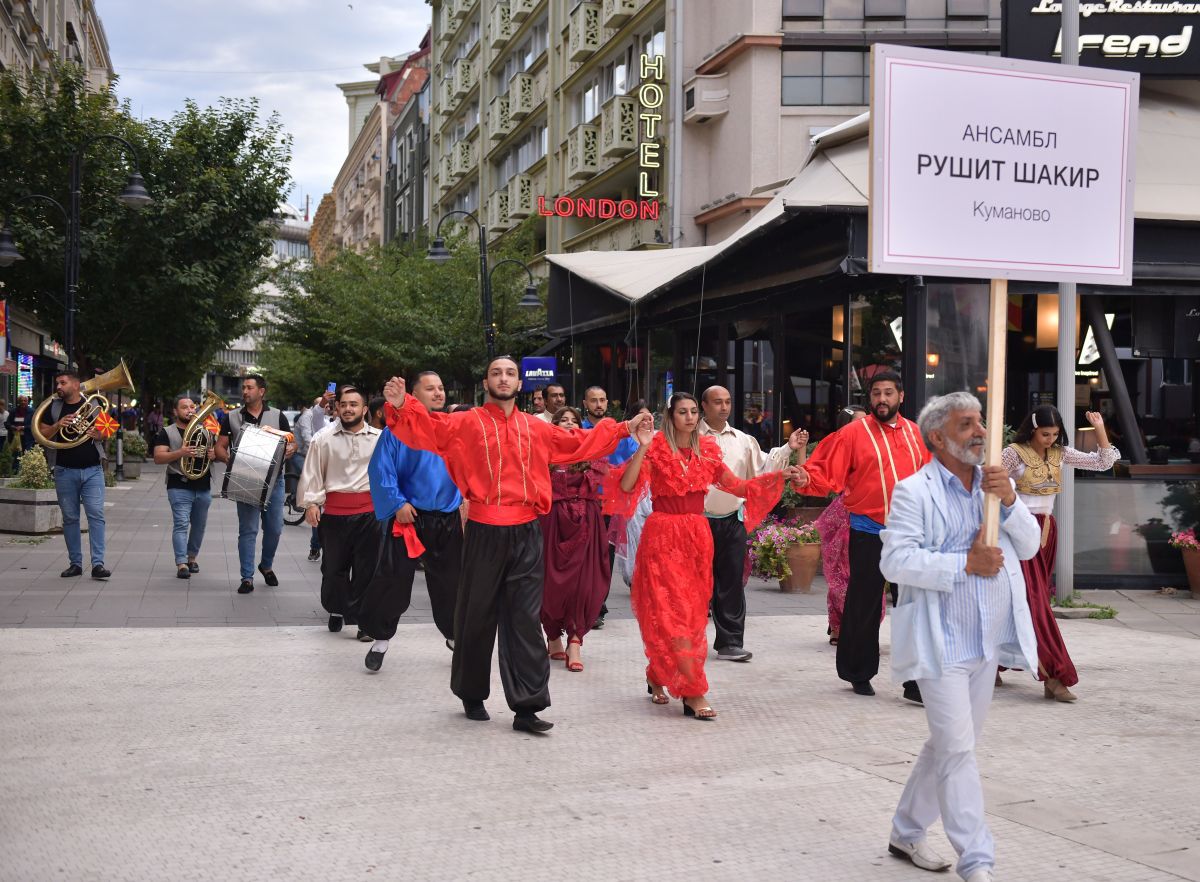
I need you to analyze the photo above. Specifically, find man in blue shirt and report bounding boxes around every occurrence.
[357,371,463,672]
[580,385,608,429]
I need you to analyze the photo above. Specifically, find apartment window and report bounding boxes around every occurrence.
[451,181,479,214]
[947,0,989,16]
[493,125,548,188]
[864,0,905,18]
[781,51,869,106]
[782,0,825,18]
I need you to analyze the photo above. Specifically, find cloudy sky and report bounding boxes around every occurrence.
[102,0,431,215]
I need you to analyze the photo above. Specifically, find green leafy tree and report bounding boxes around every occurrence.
[0,63,292,400]
[260,220,546,398]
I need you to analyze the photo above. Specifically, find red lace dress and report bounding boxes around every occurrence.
[605,434,784,698]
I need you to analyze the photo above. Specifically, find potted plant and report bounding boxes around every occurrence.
[106,432,149,479]
[0,446,63,534]
[780,444,830,523]
[749,516,822,593]
[1170,528,1200,596]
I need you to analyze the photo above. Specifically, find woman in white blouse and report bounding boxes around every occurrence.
[1001,406,1119,702]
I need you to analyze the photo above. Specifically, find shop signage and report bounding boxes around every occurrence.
[537,52,664,223]
[869,44,1138,285]
[17,352,33,398]
[41,338,67,362]
[520,356,557,386]
[1175,300,1200,357]
[1003,0,1200,77]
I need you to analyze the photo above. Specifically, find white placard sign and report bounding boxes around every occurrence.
[869,44,1139,285]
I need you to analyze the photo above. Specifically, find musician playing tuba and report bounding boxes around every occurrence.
[35,368,113,581]
[151,395,219,579]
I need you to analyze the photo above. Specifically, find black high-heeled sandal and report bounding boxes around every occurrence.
[682,700,716,721]
[646,683,670,705]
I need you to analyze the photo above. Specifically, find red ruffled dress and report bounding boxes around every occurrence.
[605,434,783,698]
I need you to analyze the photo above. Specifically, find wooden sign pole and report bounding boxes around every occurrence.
[982,278,1008,547]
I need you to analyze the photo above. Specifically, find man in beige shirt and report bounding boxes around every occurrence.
[700,386,808,661]
[536,383,566,423]
[299,385,382,638]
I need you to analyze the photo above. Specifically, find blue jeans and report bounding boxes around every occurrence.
[167,487,212,565]
[236,478,284,581]
[53,464,106,567]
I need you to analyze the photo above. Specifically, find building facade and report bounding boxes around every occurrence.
[0,0,113,88]
[384,56,432,244]
[206,206,312,400]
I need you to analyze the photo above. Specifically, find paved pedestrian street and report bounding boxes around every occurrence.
[2,465,1199,882]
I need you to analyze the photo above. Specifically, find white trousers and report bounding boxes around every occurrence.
[892,656,997,879]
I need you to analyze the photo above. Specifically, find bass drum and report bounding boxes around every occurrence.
[221,424,287,510]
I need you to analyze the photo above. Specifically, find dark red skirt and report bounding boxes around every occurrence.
[1021,514,1079,687]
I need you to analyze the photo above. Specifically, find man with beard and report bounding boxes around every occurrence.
[383,357,650,734]
[792,371,931,700]
[359,372,462,671]
[880,392,1039,882]
[580,386,608,428]
[298,385,381,637]
[216,375,295,594]
[537,383,566,424]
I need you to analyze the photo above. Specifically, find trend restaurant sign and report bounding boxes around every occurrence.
[868,44,1139,285]
[1003,0,1200,76]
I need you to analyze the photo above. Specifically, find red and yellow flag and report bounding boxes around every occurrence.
[203,415,220,435]
[93,411,119,439]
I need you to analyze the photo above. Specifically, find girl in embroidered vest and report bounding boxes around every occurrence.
[540,407,610,673]
[604,392,799,720]
[1002,406,1119,702]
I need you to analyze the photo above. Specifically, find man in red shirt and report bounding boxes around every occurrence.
[793,371,931,699]
[383,356,651,733]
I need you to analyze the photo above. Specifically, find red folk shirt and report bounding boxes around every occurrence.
[801,415,930,524]
[385,400,629,526]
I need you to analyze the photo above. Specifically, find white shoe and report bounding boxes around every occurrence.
[888,836,953,872]
[964,869,994,882]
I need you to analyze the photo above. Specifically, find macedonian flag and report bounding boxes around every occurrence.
[203,415,220,435]
[93,411,119,439]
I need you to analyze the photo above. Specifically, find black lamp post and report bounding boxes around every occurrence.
[0,134,153,366]
[427,210,540,360]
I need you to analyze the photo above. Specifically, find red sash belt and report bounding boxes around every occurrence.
[468,501,538,526]
[653,492,705,515]
[323,491,374,516]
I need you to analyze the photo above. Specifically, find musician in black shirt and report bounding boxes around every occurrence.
[152,396,215,579]
[37,370,109,579]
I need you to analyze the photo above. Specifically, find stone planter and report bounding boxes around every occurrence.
[1182,548,1200,598]
[779,543,821,593]
[0,484,63,534]
[122,457,144,479]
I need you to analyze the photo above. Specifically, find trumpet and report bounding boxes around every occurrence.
[180,391,226,480]
[31,360,136,450]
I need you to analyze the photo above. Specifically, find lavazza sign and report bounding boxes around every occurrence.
[1003,0,1200,75]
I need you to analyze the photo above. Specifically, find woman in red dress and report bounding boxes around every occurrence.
[606,392,795,720]
[540,406,609,673]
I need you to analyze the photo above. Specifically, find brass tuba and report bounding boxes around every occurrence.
[180,391,226,480]
[31,359,136,450]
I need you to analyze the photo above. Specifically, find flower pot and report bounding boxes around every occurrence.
[1182,548,1200,597]
[121,457,144,479]
[779,543,821,593]
[0,485,63,534]
[785,506,827,524]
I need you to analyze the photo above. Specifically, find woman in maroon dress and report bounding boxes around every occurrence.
[540,407,610,673]
[606,393,797,720]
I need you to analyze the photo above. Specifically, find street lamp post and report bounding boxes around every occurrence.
[0,135,153,366]
[427,210,541,360]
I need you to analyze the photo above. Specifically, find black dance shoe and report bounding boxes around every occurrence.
[91,565,111,580]
[327,614,343,632]
[852,681,876,696]
[902,681,923,705]
[462,700,490,721]
[237,579,254,594]
[513,713,553,733]
[61,564,83,578]
[364,648,385,672]
[257,565,278,587]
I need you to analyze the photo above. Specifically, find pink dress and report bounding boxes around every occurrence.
[539,461,610,643]
[814,494,885,635]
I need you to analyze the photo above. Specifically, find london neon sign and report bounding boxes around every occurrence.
[537,52,664,221]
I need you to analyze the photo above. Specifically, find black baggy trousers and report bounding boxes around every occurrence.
[837,528,887,684]
[357,510,462,641]
[709,513,749,652]
[450,519,550,715]
[318,512,380,621]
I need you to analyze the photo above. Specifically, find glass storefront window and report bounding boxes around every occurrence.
[848,289,904,407]
[1076,478,1200,584]
[925,282,990,406]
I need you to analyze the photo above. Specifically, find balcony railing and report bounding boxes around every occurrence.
[566,123,599,181]
[487,189,511,232]
[488,1,513,50]
[490,93,513,141]
[511,0,538,23]
[508,173,534,218]
[602,0,640,29]
[600,94,638,158]
[509,71,535,119]
[568,2,602,63]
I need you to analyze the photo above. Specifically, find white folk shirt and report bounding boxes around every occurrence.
[699,420,793,517]
[298,420,381,507]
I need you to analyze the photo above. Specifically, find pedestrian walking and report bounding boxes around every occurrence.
[151,396,215,579]
[37,370,110,580]
[881,392,1041,882]
[358,372,462,671]
[382,357,647,734]
[298,385,381,638]
[540,406,610,673]
[214,375,294,595]
[295,394,329,562]
[699,385,805,662]
[1000,406,1119,700]
[605,392,797,720]
[792,371,931,701]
